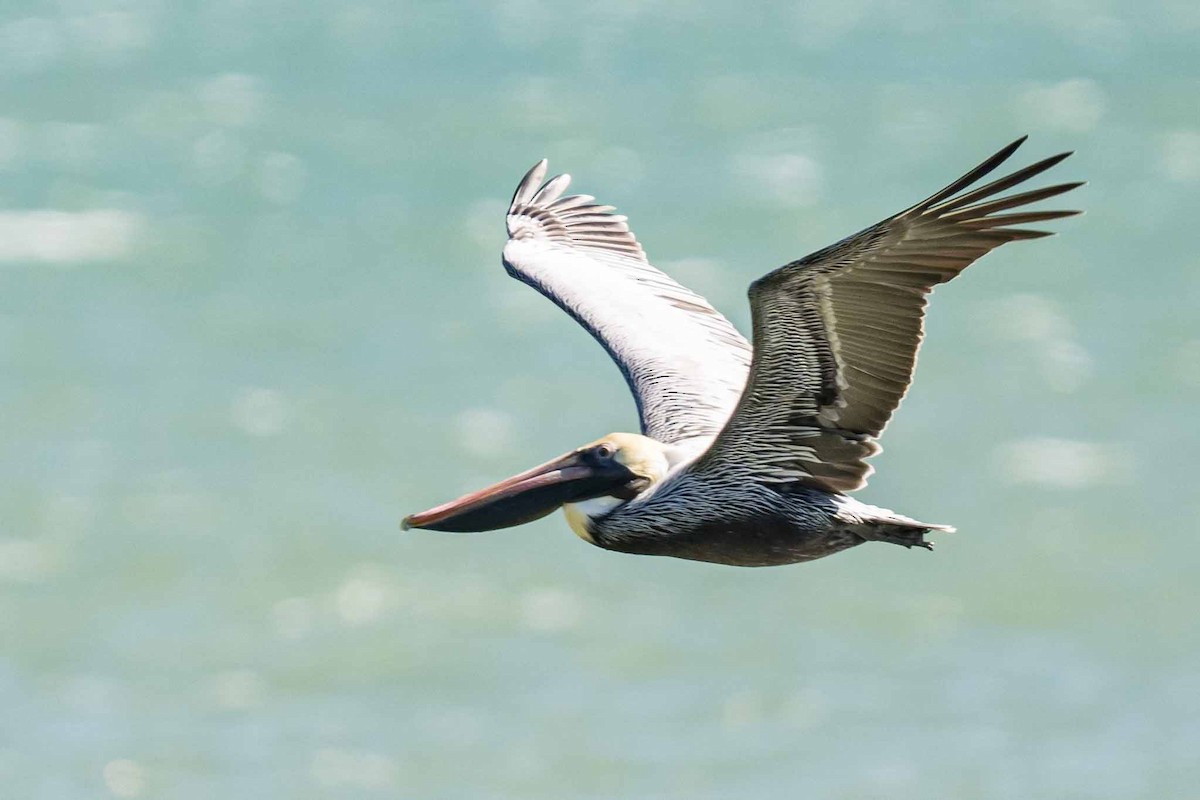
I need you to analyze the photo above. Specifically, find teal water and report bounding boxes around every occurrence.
[2,2,1199,798]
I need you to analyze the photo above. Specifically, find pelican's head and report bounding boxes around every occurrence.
[402,432,669,537]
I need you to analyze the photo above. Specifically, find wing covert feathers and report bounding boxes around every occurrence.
[695,137,1082,494]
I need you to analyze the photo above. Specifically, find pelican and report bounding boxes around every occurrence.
[403,137,1081,567]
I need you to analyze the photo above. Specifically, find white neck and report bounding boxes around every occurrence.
[563,495,624,543]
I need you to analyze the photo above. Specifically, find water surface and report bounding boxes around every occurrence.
[2,2,1198,797]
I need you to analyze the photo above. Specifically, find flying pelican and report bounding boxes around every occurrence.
[403,137,1081,566]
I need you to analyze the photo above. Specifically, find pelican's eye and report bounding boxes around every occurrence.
[593,443,616,461]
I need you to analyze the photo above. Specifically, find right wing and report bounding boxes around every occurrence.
[502,160,752,445]
[691,137,1082,492]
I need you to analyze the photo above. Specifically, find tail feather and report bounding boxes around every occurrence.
[837,501,955,550]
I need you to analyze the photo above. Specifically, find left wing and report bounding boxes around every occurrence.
[692,137,1083,493]
[503,160,752,444]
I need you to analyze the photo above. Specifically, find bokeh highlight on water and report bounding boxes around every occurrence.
[2,2,1198,798]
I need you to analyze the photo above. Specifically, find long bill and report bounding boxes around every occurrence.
[402,450,629,533]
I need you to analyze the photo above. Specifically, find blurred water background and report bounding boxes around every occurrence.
[2,1,1199,798]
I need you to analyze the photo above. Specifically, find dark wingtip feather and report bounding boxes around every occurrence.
[1047,180,1087,195]
[932,153,1077,215]
[910,136,1030,213]
[958,209,1083,229]
[1003,229,1058,240]
[994,136,1030,161]
[943,181,1085,220]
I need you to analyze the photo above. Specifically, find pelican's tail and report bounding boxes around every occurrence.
[855,518,955,550]
[837,500,955,550]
